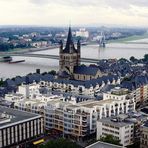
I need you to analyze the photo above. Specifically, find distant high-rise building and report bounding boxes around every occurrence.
[76,28,89,38]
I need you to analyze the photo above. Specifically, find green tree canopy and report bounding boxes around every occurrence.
[143,54,148,62]
[48,70,56,75]
[100,134,121,146]
[0,79,4,87]
[129,56,138,63]
[40,138,81,148]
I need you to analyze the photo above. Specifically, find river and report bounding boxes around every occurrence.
[0,42,148,79]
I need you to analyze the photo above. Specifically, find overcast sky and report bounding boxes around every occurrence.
[0,0,148,27]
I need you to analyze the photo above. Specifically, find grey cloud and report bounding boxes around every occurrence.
[30,0,100,6]
[104,0,148,9]
[30,0,148,8]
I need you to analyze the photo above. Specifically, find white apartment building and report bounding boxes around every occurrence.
[31,41,48,48]
[5,83,43,102]
[96,116,134,147]
[39,76,120,96]
[103,87,136,113]
[140,121,148,148]
[103,87,130,100]
[14,95,64,115]
[5,93,24,102]
[45,93,135,140]
[18,82,40,98]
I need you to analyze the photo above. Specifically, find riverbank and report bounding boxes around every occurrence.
[108,33,148,43]
[0,45,59,54]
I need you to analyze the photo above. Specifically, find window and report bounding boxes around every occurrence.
[110,125,114,128]
[115,127,119,130]
[125,130,129,134]
[125,126,129,129]
[83,76,85,80]
[125,135,129,139]
[115,131,119,135]
[125,140,129,143]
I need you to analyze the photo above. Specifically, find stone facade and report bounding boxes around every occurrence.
[59,27,80,75]
[59,27,105,81]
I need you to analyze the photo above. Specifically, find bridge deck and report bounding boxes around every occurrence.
[0,53,99,64]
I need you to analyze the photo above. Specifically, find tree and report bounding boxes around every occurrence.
[48,70,56,75]
[40,138,82,148]
[0,79,4,86]
[143,54,148,62]
[119,58,128,62]
[129,56,138,63]
[100,134,121,146]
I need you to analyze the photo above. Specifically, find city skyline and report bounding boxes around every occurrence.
[0,0,148,27]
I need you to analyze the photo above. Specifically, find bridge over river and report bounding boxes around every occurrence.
[0,53,99,64]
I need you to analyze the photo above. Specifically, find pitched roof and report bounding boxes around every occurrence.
[74,65,99,76]
[58,71,70,78]
[135,75,148,86]
[120,81,135,90]
[121,74,148,90]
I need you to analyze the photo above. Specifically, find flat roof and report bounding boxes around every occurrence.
[0,106,41,129]
[78,99,121,108]
[86,141,124,148]
[98,117,134,127]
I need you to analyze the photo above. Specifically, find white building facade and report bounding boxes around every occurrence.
[45,93,135,140]
[97,117,134,147]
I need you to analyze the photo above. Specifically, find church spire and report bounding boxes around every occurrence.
[63,26,76,53]
[66,26,73,47]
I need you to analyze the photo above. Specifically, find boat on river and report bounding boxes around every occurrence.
[9,60,25,64]
[0,56,12,62]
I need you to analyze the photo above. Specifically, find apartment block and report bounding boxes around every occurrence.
[0,106,43,148]
[97,116,134,146]
[45,94,135,140]
[141,121,148,148]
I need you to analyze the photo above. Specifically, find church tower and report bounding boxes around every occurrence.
[59,27,81,76]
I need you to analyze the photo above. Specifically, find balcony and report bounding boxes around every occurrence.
[74,121,80,125]
[82,122,87,127]
[128,104,134,108]
[82,127,88,131]
[82,118,87,122]
[81,131,88,136]
[74,115,80,119]
[74,125,79,129]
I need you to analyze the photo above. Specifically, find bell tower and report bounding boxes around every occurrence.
[59,27,81,76]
